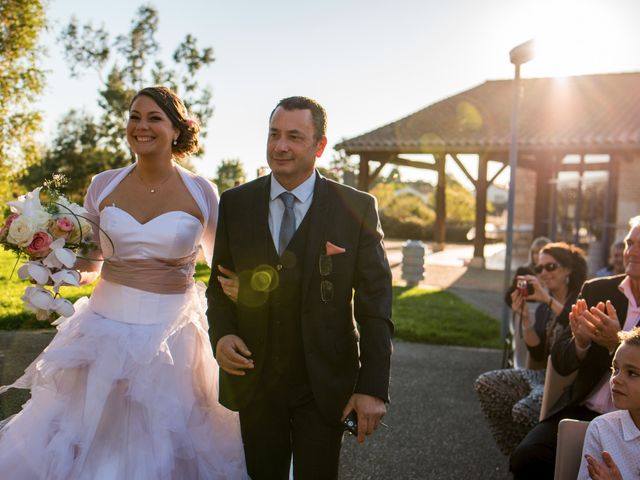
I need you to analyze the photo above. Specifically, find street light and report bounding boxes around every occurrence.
[501,39,536,352]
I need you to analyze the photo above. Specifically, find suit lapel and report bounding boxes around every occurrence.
[301,173,331,305]
[251,175,275,264]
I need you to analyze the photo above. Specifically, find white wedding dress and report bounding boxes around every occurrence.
[0,203,248,479]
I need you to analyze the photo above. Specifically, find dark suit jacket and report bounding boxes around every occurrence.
[206,172,393,422]
[547,274,628,418]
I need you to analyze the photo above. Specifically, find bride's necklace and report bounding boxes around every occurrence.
[131,166,175,194]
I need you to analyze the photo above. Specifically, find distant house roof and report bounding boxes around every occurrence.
[336,72,640,154]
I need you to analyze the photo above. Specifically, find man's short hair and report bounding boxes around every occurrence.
[629,215,640,229]
[270,96,327,142]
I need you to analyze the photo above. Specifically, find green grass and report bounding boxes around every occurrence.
[392,286,500,348]
[0,250,501,348]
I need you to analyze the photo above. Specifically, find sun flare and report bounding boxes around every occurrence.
[522,0,634,78]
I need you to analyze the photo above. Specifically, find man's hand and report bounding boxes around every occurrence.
[584,301,620,352]
[217,265,239,303]
[585,451,623,480]
[216,334,254,376]
[341,393,386,445]
[569,299,595,350]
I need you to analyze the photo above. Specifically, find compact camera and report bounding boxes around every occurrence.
[516,278,535,297]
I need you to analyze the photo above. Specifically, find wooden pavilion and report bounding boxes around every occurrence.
[335,72,640,267]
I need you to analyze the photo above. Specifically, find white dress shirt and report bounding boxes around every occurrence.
[578,409,640,479]
[268,173,315,255]
[583,276,640,414]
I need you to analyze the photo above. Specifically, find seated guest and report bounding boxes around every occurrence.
[595,241,625,278]
[475,242,586,455]
[579,327,640,480]
[510,215,640,480]
[505,236,552,368]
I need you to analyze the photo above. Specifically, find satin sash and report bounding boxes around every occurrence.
[101,254,197,294]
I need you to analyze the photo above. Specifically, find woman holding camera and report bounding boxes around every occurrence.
[474,242,587,455]
[504,236,551,368]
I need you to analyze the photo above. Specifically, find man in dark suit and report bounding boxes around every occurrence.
[510,216,640,479]
[206,96,393,479]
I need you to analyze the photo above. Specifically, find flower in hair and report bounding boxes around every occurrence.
[185,118,197,128]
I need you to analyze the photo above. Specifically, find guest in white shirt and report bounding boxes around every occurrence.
[579,327,640,480]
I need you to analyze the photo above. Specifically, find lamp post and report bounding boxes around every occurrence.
[501,39,535,346]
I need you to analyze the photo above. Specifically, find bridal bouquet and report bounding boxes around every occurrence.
[1,178,97,321]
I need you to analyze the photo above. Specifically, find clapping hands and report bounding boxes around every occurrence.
[569,299,620,351]
[585,452,623,480]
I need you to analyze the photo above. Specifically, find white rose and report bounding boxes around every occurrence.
[6,216,37,247]
[56,196,87,216]
[29,209,52,230]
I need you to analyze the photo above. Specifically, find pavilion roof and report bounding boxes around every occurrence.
[336,71,640,154]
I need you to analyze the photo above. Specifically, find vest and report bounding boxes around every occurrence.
[262,208,312,388]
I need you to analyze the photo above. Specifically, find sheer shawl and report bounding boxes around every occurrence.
[83,163,219,267]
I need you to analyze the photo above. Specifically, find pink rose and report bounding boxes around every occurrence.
[49,216,76,239]
[3,213,19,229]
[56,217,75,232]
[26,231,53,257]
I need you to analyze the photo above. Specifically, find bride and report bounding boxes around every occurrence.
[0,86,248,479]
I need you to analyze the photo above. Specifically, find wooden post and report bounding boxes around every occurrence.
[433,154,446,251]
[533,154,551,238]
[471,155,488,268]
[358,155,370,191]
[603,154,620,259]
[548,154,558,240]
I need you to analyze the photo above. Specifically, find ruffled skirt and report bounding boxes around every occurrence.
[0,280,248,479]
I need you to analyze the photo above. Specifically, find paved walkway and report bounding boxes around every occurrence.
[0,333,510,479]
[0,241,515,479]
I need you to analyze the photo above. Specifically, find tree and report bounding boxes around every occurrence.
[0,0,46,199]
[214,159,246,193]
[329,150,358,186]
[316,166,339,182]
[369,183,396,210]
[23,5,214,193]
[384,167,402,184]
[21,111,111,202]
[427,175,476,222]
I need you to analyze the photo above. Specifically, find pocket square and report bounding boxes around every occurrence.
[325,241,346,256]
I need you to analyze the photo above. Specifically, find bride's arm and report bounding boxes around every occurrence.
[75,173,106,284]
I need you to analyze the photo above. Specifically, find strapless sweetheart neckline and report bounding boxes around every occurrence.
[102,204,204,228]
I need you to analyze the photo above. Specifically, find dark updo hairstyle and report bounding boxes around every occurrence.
[129,86,200,159]
[539,242,587,294]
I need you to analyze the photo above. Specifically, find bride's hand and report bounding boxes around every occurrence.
[217,265,239,303]
[216,335,254,376]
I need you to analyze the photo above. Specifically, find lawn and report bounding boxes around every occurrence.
[0,250,500,348]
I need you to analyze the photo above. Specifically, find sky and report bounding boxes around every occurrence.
[38,0,640,187]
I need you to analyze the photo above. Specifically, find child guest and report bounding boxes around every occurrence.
[579,326,640,480]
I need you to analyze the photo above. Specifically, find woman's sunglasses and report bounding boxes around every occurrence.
[534,262,560,274]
